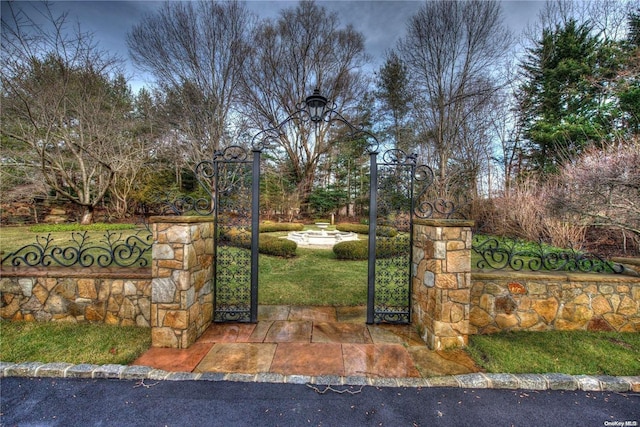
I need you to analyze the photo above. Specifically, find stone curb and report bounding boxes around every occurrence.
[1,361,638,392]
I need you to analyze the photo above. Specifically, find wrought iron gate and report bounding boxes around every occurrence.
[212,146,260,322]
[200,90,453,325]
[366,149,416,324]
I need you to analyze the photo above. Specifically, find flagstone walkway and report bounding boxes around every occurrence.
[132,306,480,379]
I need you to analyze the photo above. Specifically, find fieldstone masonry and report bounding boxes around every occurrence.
[149,216,214,349]
[0,269,150,325]
[471,271,639,333]
[412,219,474,350]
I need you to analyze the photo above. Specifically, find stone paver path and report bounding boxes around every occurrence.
[132,305,480,379]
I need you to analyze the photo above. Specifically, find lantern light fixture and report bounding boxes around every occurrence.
[304,88,328,123]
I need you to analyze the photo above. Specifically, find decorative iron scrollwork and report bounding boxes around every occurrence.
[472,236,624,274]
[250,98,380,154]
[1,229,152,268]
[162,195,214,216]
[374,232,411,324]
[372,152,413,324]
[214,145,250,162]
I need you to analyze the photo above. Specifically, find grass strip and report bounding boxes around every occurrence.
[0,321,151,365]
[467,330,640,376]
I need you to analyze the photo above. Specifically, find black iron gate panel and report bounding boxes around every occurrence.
[367,149,415,324]
[213,146,259,322]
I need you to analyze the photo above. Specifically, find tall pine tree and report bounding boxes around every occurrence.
[519,20,605,174]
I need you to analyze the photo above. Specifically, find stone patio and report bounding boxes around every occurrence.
[132,305,480,379]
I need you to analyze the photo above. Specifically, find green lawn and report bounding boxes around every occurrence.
[467,330,640,376]
[260,247,368,306]
[0,321,150,365]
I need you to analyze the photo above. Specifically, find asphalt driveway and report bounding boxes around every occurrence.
[1,377,638,426]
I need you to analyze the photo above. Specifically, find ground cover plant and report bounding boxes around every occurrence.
[467,330,640,376]
[0,321,150,365]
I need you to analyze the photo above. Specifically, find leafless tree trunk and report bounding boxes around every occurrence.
[398,0,512,198]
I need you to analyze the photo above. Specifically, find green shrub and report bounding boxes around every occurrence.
[336,223,369,234]
[333,236,409,260]
[376,226,398,237]
[259,235,297,258]
[335,223,398,237]
[333,240,368,260]
[259,222,304,232]
[221,228,296,257]
[29,223,137,233]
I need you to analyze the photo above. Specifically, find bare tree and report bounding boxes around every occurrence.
[531,0,634,41]
[1,3,132,224]
[397,0,512,195]
[240,0,370,214]
[550,140,640,252]
[127,0,255,165]
[487,60,526,194]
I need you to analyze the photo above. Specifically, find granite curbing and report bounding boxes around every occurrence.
[1,361,638,391]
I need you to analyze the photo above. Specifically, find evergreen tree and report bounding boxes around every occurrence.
[519,19,606,174]
[375,51,414,153]
[617,9,640,135]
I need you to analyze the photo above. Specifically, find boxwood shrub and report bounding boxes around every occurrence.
[221,227,297,257]
[333,240,368,260]
[259,222,304,233]
[336,223,398,237]
[259,235,297,258]
[333,236,408,260]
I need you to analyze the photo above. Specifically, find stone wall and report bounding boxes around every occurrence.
[149,217,214,349]
[0,268,151,325]
[470,272,640,333]
[412,219,474,350]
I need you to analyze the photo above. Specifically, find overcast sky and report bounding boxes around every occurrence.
[1,0,545,91]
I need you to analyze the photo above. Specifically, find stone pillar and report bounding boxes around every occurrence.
[412,219,474,350]
[149,216,214,348]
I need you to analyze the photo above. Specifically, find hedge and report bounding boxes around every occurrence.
[259,221,304,233]
[221,227,297,257]
[332,240,368,260]
[259,235,297,258]
[335,223,398,237]
[333,236,409,260]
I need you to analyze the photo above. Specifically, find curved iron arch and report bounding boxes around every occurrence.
[250,94,380,154]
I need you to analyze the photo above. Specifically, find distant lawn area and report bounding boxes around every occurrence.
[259,247,367,306]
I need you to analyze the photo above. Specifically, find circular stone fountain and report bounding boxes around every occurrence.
[286,228,359,247]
